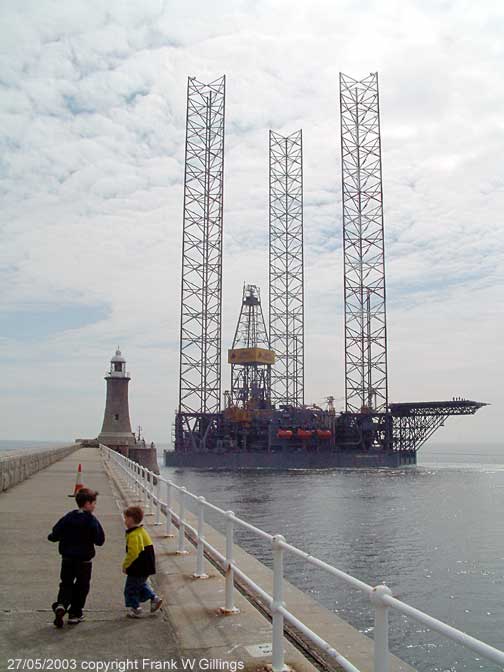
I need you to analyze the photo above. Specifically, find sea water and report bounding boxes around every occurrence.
[160,442,504,672]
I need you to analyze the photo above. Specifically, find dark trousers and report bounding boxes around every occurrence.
[52,557,92,617]
[124,575,155,609]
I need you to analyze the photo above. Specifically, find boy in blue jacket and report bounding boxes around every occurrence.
[48,488,105,628]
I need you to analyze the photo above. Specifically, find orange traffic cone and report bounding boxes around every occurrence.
[68,463,84,497]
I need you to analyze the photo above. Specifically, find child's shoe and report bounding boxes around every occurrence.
[68,615,85,625]
[126,607,143,618]
[53,605,66,629]
[150,596,163,613]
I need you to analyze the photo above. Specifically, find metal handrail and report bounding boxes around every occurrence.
[101,445,504,672]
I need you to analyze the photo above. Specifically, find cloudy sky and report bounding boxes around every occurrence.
[1,0,502,447]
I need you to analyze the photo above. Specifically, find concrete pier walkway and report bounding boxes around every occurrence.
[0,447,181,665]
[0,448,319,671]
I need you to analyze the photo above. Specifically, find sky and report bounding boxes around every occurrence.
[0,0,502,446]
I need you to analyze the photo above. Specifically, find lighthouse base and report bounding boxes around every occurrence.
[128,445,160,474]
[98,434,160,474]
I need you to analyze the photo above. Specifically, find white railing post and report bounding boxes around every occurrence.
[145,469,150,509]
[141,467,148,507]
[134,464,140,497]
[165,481,173,537]
[371,584,392,672]
[147,471,153,512]
[147,471,154,513]
[219,511,239,614]
[177,487,188,554]
[272,535,286,672]
[155,477,161,525]
[193,497,208,579]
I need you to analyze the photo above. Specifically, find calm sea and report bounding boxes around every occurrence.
[159,442,504,672]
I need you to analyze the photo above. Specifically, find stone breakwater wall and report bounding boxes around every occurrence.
[0,444,80,492]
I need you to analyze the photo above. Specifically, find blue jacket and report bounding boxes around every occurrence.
[48,510,105,561]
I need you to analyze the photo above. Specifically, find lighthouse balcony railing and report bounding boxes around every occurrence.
[100,444,504,672]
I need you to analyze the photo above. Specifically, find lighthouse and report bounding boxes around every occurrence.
[97,348,136,453]
[97,348,159,472]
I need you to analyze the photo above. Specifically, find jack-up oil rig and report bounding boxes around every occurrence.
[166,73,486,469]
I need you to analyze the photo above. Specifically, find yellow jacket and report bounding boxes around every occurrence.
[123,525,156,576]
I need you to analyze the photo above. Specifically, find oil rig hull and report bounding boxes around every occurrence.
[165,449,415,470]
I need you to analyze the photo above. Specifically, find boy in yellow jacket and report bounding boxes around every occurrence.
[122,506,163,618]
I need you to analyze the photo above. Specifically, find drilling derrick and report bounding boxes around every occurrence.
[228,285,275,408]
[269,129,305,408]
[339,73,388,413]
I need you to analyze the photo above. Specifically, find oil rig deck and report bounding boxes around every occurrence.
[168,400,486,469]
